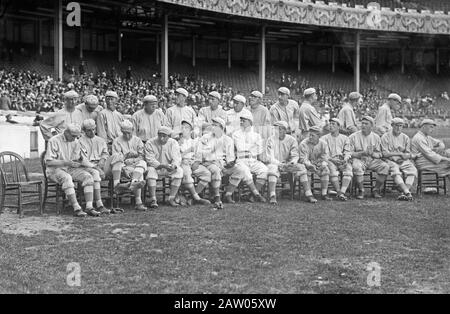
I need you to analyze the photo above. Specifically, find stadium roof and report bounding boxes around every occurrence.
[3,0,450,48]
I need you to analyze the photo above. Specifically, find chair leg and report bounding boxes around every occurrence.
[443,176,448,195]
[56,186,61,215]
[18,187,23,218]
[417,173,422,196]
[289,174,294,201]
[43,181,48,212]
[436,174,440,195]
[109,180,114,208]
[38,183,43,215]
[164,179,167,203]
[0,186,5,214]
[142,183,147,205]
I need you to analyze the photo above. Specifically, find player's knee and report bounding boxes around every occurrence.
[90,169,101,182]
[353,168,364,176]
[343,170,353,178]
[173,167,184,179]
[200,172,211,183]
[135,160,147,171]
[146,167,158,180]
[61,175,75,190]
[267,164,279,177]
[110,153,124,166]
[182,175,194,184]
[210,168,221,181]
[330,171,339,179]
[81,173,94,187]
[380,164,390,175]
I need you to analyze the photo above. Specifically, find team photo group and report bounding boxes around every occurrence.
[39,84,450,217]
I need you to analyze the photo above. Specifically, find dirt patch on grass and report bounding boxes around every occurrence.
[0,212,74,236]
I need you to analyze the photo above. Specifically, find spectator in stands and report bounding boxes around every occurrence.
[0,90,11,110]
[79,61,85,76]
[126,66,132,81]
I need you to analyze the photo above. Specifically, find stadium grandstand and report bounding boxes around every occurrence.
[1,0,450,119]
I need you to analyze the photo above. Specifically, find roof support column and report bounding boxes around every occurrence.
[53,0,63,80]
[227,39,231,69]
[192,35,196,68]
[37,19,43,56]
[258,25,266,93]
[297,42,302,72]
[156,34,160,65]
[161,14,169,89]
[366,47,370,74]
[354,31,360,93]
[401,47,405,74]
[79,25,83,59]
[331,45,335,73]
[436,48,440,75]
[117,28,122,62]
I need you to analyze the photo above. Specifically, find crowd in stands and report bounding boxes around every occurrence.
[1,67,449,123]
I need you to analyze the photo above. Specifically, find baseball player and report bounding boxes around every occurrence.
[348,116,389,199]
[266,121,302,205]
[45,123,103,217]
[110,120,147,211]
[320,118,353,201]
[145,126,184,208]
[337,92,360,135]
[381,117,416,201]
[299,125,331,201]
[96,91,124,145]
[232,110,268,202]
[132,95,169,143]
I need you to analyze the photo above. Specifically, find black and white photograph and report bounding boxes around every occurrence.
[0,0,448,298]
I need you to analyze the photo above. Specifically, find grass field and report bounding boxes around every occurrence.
[0,127,449,294]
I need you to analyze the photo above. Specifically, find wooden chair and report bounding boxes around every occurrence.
[292,171,334,200]
[417,170,447,195]
[111,178,147,208]
[270,172,295,201]
[0,151,43,217]
[352,170,377,196]
[236,174,267,202]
